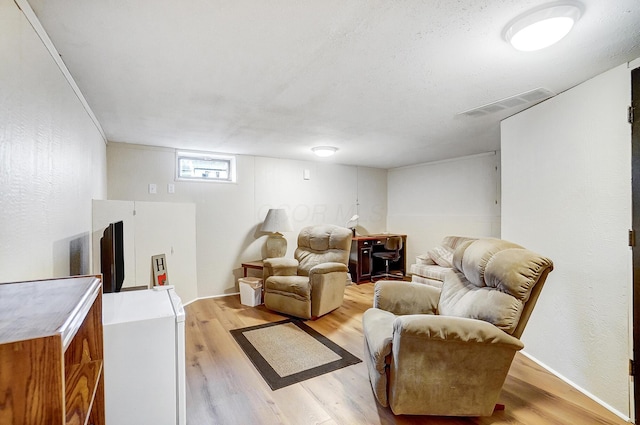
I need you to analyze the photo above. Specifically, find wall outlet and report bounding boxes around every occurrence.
[168,183,175,194]
[148,183,157,194]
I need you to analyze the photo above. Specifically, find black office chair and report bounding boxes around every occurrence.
[372,236,404,281]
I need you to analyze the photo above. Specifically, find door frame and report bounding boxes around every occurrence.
[631,65,639,423]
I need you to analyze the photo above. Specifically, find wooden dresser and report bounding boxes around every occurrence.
[0,275,104,425]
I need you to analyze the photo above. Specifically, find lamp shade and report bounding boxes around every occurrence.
[260,208,293,233]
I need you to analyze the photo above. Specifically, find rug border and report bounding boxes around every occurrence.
[230,319,361,390]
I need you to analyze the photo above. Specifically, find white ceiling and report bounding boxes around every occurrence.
[27,0,640,169]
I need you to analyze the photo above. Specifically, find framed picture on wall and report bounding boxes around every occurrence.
[152,254,169,286]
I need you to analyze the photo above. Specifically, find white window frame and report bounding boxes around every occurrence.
[175,150,237,183]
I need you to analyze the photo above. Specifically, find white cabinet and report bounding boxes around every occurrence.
[92,200,197,303]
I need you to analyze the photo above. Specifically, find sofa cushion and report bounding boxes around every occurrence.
[428,245,453,267]
[265,275,311,301]
[409,236,478,284]
[409,263,449,282]
[415,254,436,265]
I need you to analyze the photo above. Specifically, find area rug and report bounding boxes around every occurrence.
[230,319,361,390]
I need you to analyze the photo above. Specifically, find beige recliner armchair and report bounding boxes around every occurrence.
[362,238,553,416]
[263,224,352,320]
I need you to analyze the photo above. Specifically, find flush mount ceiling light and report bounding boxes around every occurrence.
[311,146,338,157]
[504,2,583,52]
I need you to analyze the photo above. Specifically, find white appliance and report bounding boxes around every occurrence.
[103,287,186,425]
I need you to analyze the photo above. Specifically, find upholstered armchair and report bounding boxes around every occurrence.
[263,224,352,320]
[362,238,553,416]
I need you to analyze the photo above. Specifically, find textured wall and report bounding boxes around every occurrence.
[0,0,107,282]
[106,142,387,297]
[501,62,634,418]
[387,153,501,265]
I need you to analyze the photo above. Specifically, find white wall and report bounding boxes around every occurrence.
[387,152,501,265]
[106,142,387,297]
[501,61,636,418]
[0,0,107,282]
[92,200,198,304]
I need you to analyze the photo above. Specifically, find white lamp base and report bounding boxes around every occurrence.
[265,233,287,258]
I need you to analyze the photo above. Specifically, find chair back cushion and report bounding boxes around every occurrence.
[439,238,553,337]
[441,235,477,251]
[384,235,403,251]
[295,225,352,276]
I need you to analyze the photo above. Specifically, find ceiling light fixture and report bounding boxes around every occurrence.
[311,146,338,157]
[504,2,583,52]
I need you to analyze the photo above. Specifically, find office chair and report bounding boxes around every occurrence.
[372,236,403,280]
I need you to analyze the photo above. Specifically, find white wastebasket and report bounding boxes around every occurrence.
[239,277,263,306]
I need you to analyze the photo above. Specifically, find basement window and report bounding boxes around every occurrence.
[176,151,236,183]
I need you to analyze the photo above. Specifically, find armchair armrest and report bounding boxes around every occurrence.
[308,262,349,318]
[374,281,440,315]
[393,315,523,349]
[309,262,348,275]
[263,257,298,280]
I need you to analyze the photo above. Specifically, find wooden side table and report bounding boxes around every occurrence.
[241,260,264,277]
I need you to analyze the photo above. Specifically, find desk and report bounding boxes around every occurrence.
[349,234,407,284]
[241,260,264,277]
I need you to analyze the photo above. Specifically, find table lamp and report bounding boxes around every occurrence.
[261,208,293,258]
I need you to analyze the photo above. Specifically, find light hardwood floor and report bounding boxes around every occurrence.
[185,283,628,425]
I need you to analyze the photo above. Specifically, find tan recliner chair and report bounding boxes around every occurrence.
[263,224,352,320]
[362,238,553,416]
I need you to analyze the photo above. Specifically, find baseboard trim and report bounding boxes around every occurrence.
[189,292,240,306]
[520,350,631,423]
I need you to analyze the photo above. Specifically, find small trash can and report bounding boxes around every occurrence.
[238,277,263,306]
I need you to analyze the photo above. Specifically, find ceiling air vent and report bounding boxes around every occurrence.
[459,88,555,117]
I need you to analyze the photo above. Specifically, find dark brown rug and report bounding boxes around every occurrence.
[230,319,361,390]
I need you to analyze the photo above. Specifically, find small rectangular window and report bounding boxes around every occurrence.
[176,151,236,183]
